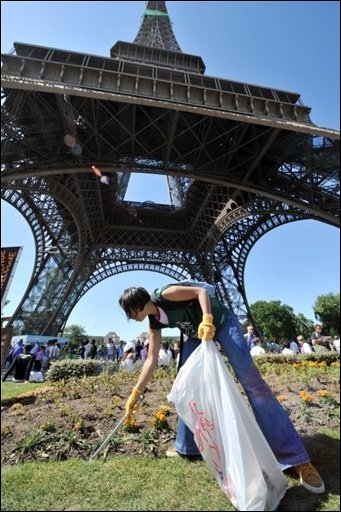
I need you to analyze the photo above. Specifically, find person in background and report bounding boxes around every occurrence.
[12,339,25,357]
[97,340,107,360]
[42,339,61,372]
[282,340,295,356]
[311,338,328,353]
[244,325,257,350]
[267,340,282,353]
[310,324,332,350]
[106,339,115,361]
[332,336,340,352]
[158,340,173,367]
[134,340,143,360]
[140,339,149,362]
[119,283,325,494]
[250,338,266,357]
[297,336,313,354]
[83,339,92,359]
[87,339,97,359]
[4,339,25,368]
[120,342,136,372]
[2,345,35,383]
[41,346,51,375]
[30,341,40,357]
[289,339,300,354]
[48,339,61,362]
[77,340,86,359]
[173,342,181,367]
[33,345,46,372]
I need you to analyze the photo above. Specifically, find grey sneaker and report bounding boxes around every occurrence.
[166,447,180,458]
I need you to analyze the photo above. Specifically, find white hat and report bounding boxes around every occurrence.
[144,339,149,346]
[123,341,136,353]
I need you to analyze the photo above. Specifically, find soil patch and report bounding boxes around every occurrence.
[1,366,339,465]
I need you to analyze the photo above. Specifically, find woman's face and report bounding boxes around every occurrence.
[130,305,147,322]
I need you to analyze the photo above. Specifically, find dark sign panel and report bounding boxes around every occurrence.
[1,247,22,308]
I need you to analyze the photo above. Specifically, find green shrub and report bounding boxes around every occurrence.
[46,359,119,381]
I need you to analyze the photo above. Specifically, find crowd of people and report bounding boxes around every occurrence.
[75,337,180,370]
[118,339,180,372]
[242,323,339,358]
[2,336,182,382]
[2,322,338,382]
[2,338,69,382]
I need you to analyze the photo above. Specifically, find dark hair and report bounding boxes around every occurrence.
[119,287,150,319]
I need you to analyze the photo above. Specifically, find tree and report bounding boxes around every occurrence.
[313,293,340,336]
[163,336,181,345]
[250,300,298,341]
[294,313,314,339]
[63,324,87,350]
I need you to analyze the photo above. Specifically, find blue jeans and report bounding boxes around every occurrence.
[174,311,310,469]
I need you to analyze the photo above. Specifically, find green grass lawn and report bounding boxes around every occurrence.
[1,445,340,511]
[1,380,47,400]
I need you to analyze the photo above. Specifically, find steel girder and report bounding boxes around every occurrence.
[1,40,340,335]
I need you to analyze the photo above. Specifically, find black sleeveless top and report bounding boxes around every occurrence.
[148,284,230,338]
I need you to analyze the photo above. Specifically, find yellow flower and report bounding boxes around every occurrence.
[124,416,140,430]
[156,411,166,422]
[300,390,314,402]
[159,405,172,416]
[150,406,172,430]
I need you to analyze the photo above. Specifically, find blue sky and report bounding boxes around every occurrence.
[1,1,340,341]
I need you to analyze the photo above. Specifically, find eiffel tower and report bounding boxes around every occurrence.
[1,1,340,336]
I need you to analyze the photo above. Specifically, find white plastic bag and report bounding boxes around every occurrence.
[168,341,287,511]
[29,371,44,382]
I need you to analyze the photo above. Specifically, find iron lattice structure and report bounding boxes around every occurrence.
[1,1,340,335]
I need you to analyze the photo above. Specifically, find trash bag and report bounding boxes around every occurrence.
[168,341,287,511]
[29,371,44,382]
